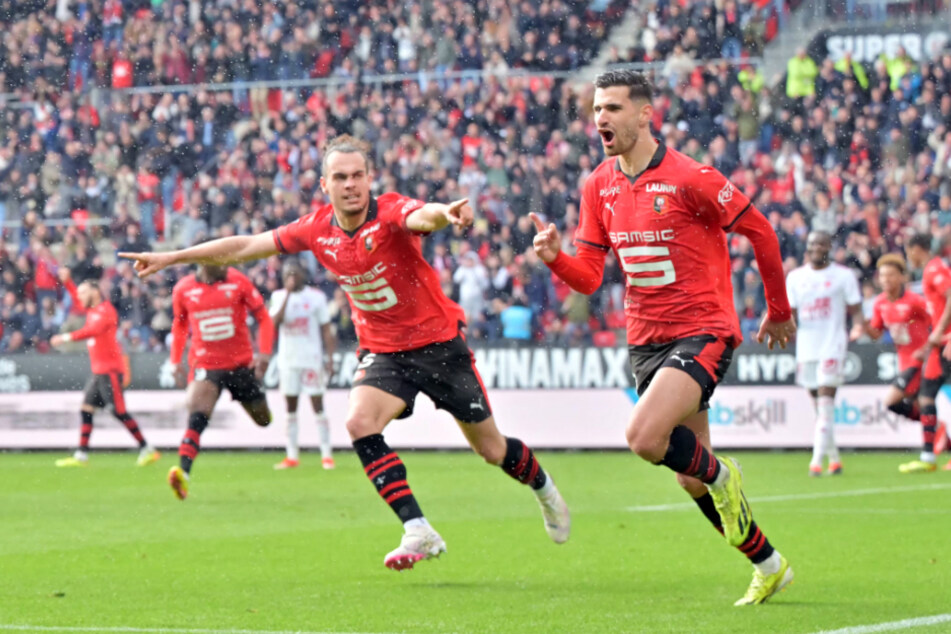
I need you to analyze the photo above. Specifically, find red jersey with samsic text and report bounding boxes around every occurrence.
[869,289,930,370]
[172,268,265,370]
[575,143,750,346]
[921,256,951,332]
[273,193,467,353]
[65,280,125,374]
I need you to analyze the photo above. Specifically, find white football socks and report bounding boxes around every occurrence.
[316,412,331,460]
[812,396,838,465]
[286,412,299,461]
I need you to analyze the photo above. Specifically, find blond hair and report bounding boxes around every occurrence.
[876,253,906,275]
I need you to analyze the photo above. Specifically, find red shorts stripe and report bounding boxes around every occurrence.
[364,453,398,473]
[468,348,492,415]
[367,458,403,481]
[378,479,408,497]
[109,373,127,415]
[695,339,728,384]
[384,488,414,504]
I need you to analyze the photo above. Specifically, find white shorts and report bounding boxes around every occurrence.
[796,359,844,390]
[279,366,326,397]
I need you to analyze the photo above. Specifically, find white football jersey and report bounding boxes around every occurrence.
[269,286,331,369]
[786,263,861,363]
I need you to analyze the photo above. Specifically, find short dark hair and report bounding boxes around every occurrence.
[907,233,932,251]
[594,69,653,102]
[322,134,372,174]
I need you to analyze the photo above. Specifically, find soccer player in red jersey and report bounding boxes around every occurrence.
[906,234,951,471]
[866,253,944,473]
[50,268,160,468]
[121,135,570,569]
[531,70,796,605]
[166,262,275,499]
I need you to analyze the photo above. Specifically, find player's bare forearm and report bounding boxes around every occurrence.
[405,199,472,233]
[120,232,278,278]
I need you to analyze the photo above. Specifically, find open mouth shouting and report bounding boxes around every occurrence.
[599,128,616,149]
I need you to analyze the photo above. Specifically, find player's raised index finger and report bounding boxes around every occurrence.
[449,198,469,210]
[117,252,140,261]
[529,212,546,232]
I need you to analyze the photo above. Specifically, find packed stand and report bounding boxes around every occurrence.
[1,0,949,355]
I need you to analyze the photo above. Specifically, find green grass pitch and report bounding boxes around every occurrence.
[1,451,949,633]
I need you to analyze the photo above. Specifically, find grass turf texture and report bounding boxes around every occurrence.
[1,451,949,634]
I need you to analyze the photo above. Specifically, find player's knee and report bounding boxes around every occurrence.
[625,421,667,463]
[346,414,378,440]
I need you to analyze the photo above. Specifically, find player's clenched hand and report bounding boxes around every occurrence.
[118,251,175,279]
[756,316,796,350]
[57,267,71,284]
[912,344,930,362]
[529,212,561,263]
[444,198,473,227]
[253,354,271,380]
[50,334,66,347]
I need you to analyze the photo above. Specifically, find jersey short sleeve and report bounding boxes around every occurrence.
[842,269,862,305]
[273,214,317,255]
[376,192,426,232]
[574,178,610,251]
[786,270,800,309]
[683,167,752,231]
[869,296,885,331]
[268,289,287,318]
[313,291,331,325]
[238,273,265,311]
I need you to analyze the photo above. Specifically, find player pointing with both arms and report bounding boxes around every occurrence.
[532,70,797,605]
[121,135,569,571]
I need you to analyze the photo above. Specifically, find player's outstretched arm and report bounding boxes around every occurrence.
[405,198,473,233]
[530,212,605,295]
[120,232,279,279]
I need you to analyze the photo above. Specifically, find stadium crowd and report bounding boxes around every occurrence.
[1,0,950,355]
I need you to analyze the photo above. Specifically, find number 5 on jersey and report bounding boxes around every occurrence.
[617,246,676,287]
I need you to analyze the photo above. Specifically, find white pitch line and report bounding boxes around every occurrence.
[0,626,386,634]
[625,482,951,512]
[810,613,951,634]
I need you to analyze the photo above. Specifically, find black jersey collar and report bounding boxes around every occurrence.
[331,197,378,238]
[615,141,667,184]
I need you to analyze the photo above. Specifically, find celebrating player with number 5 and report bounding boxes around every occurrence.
[531,70,796,605]
[120,135,570,571]
[165,259,275,500]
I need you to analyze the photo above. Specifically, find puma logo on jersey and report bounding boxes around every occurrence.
[605,202,617,215]
[324,249,338,262]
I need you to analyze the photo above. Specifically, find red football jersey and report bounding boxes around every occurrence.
[171,268,265,370]
[921,257,951,332]
[273,193,467,353]
[575,143,751,346]
[869,289,930,370]
[65,280,125,374]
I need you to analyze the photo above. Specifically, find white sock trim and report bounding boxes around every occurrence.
[404,517,430,530]
[753,550,782,576]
